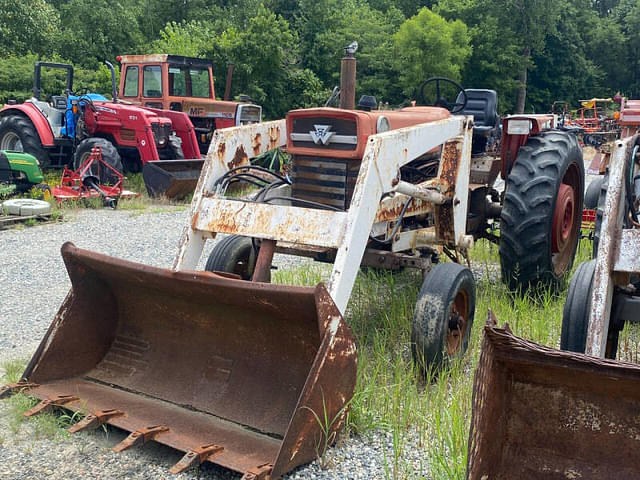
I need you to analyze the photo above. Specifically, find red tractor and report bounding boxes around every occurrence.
[117,55,262,155]
[0,61,201,188]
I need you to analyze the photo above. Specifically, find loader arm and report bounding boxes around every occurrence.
[173,116,474,314]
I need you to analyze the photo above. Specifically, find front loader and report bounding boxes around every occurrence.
[466,135,640,479]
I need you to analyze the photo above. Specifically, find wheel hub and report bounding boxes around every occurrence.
[552,183,575,253]
[1,132,23,152]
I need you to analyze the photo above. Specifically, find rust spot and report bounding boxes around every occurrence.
[268,125,281,150]
[253,133,262,157]
[217,142,226,157]
[191,211,199,229]
[228,145,249,170]
[439,141,460,194]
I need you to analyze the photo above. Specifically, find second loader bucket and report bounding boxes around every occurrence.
[142,159,205,199]
[467,315,640,479]
[15,243,357,479]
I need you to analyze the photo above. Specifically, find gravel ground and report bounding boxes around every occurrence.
[0,208,424,480]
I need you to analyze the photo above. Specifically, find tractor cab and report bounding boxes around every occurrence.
[117,54,262,154]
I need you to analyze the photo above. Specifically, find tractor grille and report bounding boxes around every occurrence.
[291,155,360,210]
[290,117,358,151]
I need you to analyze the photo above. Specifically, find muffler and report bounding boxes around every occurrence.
[12,243,357,479]
[467,314,640,479]
[142,159,205,199]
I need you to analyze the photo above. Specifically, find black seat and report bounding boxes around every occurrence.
[456,89,499,153]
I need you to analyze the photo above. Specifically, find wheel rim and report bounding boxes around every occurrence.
[446,289,469,356]
[231,246,256,280]
[552,163,582,276]
[1,132,23,151]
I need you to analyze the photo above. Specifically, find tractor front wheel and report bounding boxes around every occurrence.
[561,259,620,358]
[411,262,475,373]
[0,115,50,167]
[500,131,584,291]
[73,138,123,185]
[205,235,257,280]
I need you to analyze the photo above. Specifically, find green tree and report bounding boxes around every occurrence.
[394,8,471,96]
[57,0,144,65]
[0,0,60,57]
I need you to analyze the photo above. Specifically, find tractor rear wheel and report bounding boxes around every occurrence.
[411,262,475,373]
[205,235,257,280]
[500,131,584,291]
[73,138,123,185]
[0,115,50,168]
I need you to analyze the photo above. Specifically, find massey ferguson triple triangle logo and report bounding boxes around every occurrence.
[310,124,335,145]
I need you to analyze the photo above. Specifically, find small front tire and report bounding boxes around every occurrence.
[411,262,475,372]
[205,235,257,280]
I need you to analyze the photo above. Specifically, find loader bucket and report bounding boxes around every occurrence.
[18,243,357,479]
[467,317,640,479]
[142,159,205,199]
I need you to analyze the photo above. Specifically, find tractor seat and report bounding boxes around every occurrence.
[51,96,68,110]
[456,89,498,153]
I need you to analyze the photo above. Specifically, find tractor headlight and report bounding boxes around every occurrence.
[507,119,531,135]
[151,123,171,148]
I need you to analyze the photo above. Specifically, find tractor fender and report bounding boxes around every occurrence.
[0,104,55,146]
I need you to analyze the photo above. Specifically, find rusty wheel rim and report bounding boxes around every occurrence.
[552,164,581,276]
[446,290,469,356]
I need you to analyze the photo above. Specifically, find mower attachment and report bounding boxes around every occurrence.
[18,242,357,479]
[142,159,205,199]
[467,315,640,479]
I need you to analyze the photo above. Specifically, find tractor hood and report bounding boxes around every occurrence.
[286,107,450,159]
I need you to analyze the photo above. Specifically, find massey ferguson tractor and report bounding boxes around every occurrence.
[0,61,203,197]
[116,54,262,155]
[2,49,584,479]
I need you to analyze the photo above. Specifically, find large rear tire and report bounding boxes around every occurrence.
[500,131,584,291]
[205,235,256,280]
[73,138,123,185]
[411,263,475,373]
[0,115,50,168]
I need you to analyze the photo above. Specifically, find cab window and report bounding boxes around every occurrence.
[143,65,162,98]
[123,66,139,97]
[168,65,210,98]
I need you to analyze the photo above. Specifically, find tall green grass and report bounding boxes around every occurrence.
[273,238,609,479]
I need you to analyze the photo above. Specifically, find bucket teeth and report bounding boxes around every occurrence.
[241,463,273,480]
[112,425,169,453]
[168,444,224,474]
[67,409,124,433]
[0,382,38,399]
[23,395,78,417]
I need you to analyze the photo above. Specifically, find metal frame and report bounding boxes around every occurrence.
[586,135,640,357]
[174,116,474,314]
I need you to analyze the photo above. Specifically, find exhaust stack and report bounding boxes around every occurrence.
[339,41,358,110]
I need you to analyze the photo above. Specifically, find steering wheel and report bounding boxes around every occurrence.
[417,77,468,113]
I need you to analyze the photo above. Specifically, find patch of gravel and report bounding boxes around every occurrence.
[0,208,423,480]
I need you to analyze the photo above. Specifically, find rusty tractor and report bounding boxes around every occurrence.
[467,135,640,478]
[562,134,640,359]
[4,50,583,479]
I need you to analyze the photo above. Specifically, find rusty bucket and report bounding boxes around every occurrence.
[467,316,640,479]
[13,243,357,479]
[142,159,205,199]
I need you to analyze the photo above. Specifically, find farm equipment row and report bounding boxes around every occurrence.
[0,57,261,199]
[6,47,640,480]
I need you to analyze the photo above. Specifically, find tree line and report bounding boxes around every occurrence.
[1,0,638,118]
